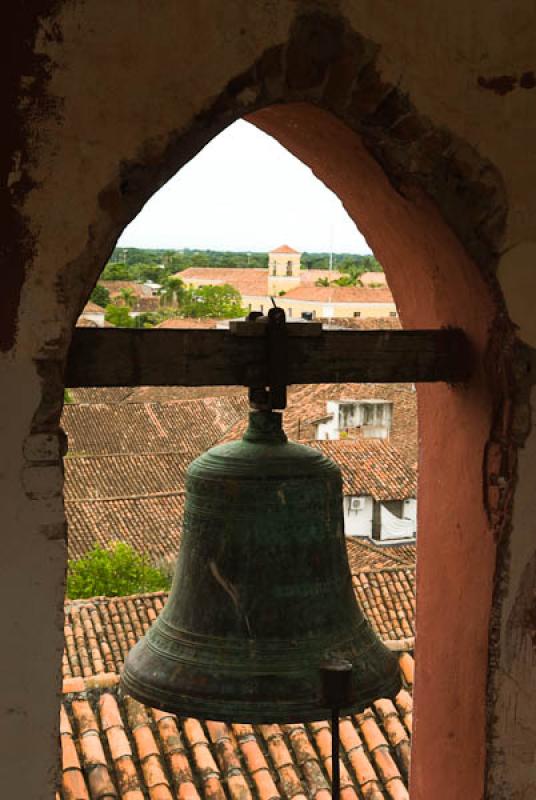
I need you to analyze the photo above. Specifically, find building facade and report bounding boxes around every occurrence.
[176,246,396,319]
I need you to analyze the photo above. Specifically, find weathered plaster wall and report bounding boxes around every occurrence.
[2,2,535,798]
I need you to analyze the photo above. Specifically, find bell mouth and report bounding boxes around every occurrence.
[242,411,288,444]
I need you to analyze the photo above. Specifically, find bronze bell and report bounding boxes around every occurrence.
[121,410,401,722]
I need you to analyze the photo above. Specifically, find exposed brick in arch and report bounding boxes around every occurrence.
[2,5,524,798]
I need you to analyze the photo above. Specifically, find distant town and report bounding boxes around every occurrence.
[79,245,396,328]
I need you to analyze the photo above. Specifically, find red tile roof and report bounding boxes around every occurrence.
[177,267,268,296]
[270,244,301,254]
[360,272,387,286]
[155,317,220,329]
[282,286,395,303]
[352,568,415,641]
[63,563,415,680]
[64,453,189,501]
[67,385,247,403]
[308,440,417,501]
[345,538,415,572]
[61,397,250,457]
[58,657,413,800]
[65,491,185,562]
[300,269,342,285]
[82,301,106,313]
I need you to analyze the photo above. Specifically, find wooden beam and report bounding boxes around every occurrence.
[65,327,473,387]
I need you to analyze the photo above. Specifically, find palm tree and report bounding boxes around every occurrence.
[315,277,331,287]
[119,287,137,309]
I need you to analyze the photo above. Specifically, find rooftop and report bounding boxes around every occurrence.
[309,440,417,501]
[58,657,413,800]
[282,286,394,304]
[61,396,250,457]
[269,243,301,254]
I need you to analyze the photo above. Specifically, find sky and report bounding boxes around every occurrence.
[118,120,372,254]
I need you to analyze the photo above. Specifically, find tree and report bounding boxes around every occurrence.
[104,304,135,327]
[161,276,185,307]
[100,261,131,280]
[66,542,171,599]
[119,287,137,309]
[180,284,246,318]
[89,284,111,308]
[315,277,331,287]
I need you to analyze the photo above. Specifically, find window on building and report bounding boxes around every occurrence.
[286,262,292,276]
[288,309,292,318]
[353,312,361,317]
[390,311,397,317]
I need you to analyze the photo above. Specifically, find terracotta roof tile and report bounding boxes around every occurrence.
[270,244,300,254]
[345,538,415,572]
[62,397,250,458]
[308,439,416,501]
[58,650,414,799]
[177,268,268,297]
[65,492,185,562]
[282,286,394,304]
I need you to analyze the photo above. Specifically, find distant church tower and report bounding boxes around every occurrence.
[267,245,301,295]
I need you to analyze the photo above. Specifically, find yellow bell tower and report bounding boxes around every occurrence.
[267,245,301,295]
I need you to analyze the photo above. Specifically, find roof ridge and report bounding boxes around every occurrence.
[65,450,192,460]
[352,565,415,576]
[65,589,169,607]
[65,489,186,503]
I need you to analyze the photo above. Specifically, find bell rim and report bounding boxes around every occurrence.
[120,668,402,724]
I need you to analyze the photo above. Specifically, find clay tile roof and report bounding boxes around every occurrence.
[308,440,416,501]
[177,267,268,296]
[63,562,415,681]
[345,538,415,572]
[65,491,185,562]
[352,568,415,641]
[58,651,413,800]
[82,301,106,313]
[61,396,250,457]
[282,286,394,303]
[270,244,301,254]
[360,272,387,286]
[155,317,221,329]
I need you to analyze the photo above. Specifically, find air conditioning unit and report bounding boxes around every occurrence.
[349,497,365,511]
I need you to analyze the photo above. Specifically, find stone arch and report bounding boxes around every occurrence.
[3,6,522,799]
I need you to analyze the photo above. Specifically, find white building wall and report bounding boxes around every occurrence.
[343,495,374,537]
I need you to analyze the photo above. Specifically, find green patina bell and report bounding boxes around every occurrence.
[121,411,401,722]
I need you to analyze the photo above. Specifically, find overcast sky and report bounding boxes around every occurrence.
[118,120,372,254]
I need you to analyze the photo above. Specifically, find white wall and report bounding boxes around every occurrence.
[343,495,373,537]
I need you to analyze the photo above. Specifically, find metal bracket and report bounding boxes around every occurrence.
[230,310,322,410]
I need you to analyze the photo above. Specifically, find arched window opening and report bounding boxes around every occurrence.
[64,115,419,798]
[57,99,503,800]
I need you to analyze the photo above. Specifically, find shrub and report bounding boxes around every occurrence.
[66,542,171,599]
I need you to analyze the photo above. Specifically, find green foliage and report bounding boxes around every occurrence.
[89,284,111,308]
[160,276,186,307]
[315,277,331,287]
[119,287,137,309]
[180,284,246,318]
[104,304,135,327]
[66,542,172,599]
[99,248,382,286]
[64,388,74,404]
